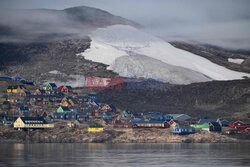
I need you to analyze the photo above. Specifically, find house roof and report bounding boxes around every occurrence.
[65,86,73,90]
[175,123,194,129]
[19,106,29,110]
[209,122,221,127]
[198,118,219,124]
[37,89,46,94]
[53,113,65,116]
[27,94,64,99]
[171,114,191,121]
[19,117,47,124]
[4,116,18,122]
[60,106,70,111]
[49,83,57,87]
[135,120,167,124]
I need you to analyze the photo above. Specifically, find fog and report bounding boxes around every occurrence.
[0,0,250,49]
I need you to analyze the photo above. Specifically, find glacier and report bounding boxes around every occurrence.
[79,24,250,84]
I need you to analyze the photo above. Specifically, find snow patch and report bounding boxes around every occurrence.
[228,58,244,64]
[79,24,250,83]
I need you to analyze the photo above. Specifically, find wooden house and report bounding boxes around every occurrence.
[14,117,54,130]
[57,106,71,113]
[229,121,250,130]
[53,113,65,119]
[58,85,73,93]
[34,89,46,95]
[64,112,78,120]
[171,114,191,122]
[61,97,78,108]
[209,122,222,132]
[45,83,57,91]
[88,124,104,132]
[2,116,18,127]
[191,123,210,131]
[133,121,170,128]
[198,118,222,126]
[220,119,229,127]
[113,123,134,129]
[20,90,31,97]
[244,128,250,135]
[173,123,196,135]
[122,110,133,118]
[102,112,112,120]
[6,85,25,93]
[164,114,173,121]
[17,106,30,114]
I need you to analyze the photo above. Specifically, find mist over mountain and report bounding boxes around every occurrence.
[0,6,139,42]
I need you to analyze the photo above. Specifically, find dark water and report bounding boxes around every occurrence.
[0,143,249,167]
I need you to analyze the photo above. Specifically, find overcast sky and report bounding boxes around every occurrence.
[1,0,250,49]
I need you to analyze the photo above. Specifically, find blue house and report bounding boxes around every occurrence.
[53,113,65,119]
[102,112,112,120]
[171,114,191,122]
[150,112,164,121]
[64,112,78,119]
[164,114,173,121]
[13,77,23,82]
[173,123,196,135]
[17,106,30,114]
[220,119,229,127]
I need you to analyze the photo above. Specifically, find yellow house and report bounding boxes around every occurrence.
[62,97,77,107]
[14,117,54,130]
[88,125,104,132]
[7,85,25,93]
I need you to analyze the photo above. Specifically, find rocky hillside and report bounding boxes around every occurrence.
[0,38,119,84]
[97,79,250,121]
[170,42,250,73]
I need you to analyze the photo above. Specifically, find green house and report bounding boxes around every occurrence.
[191,123,210,131]
[122,110,133,118]
[2,116,18,127]
[46,83,57,91]
[57,106,71,113]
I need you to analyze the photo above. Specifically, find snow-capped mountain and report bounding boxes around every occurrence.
[79,24,250,84]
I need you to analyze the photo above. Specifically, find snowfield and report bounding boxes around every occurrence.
[228,58,245,64]
[79,25,250,84]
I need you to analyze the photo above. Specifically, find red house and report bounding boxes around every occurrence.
[244,128,250,135]
[58,85,73,93]
[34,89,46,95]
[229,121,250,130]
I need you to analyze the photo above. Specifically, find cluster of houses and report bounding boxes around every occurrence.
[1,78,250,135]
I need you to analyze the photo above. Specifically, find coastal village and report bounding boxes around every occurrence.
[0,76,250,143]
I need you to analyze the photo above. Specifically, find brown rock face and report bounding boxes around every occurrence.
[241,58,250,73]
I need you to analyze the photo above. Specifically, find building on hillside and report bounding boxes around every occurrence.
[191,123,210,131]
[61,97,78,108]
[6,85,26,93]
[58,85,73,93]
[45,83,57,91]
[57,106,71,113]
[133,120,170,128]
[229,121,250,130]
[173,123,196,135]
[2,116,18,127]
[88,124,104,132]
[220,119,229,127]
[53,113,65,119]
[34,89,46,95]
[198,118,221,126]
[17,106,30,114]
[20,90,31,97]
[209,122,222,132]
[171,114,191,122]
[13,117,54,130]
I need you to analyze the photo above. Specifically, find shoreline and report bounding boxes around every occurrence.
[1,126,249,144]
